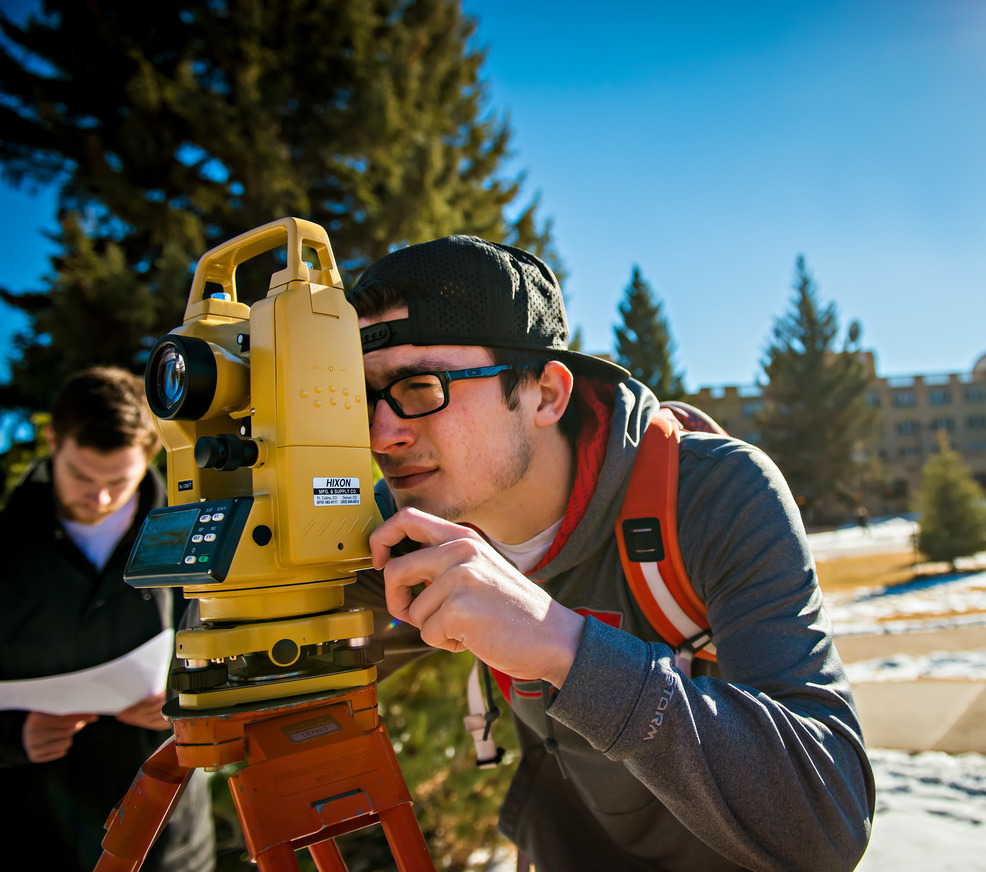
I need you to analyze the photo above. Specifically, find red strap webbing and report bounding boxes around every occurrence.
[496,407,719,705]
[616,410,716,663]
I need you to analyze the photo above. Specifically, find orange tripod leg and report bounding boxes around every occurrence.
[95,736,192,872]
[378,803,434,871]
[307,839,349,872]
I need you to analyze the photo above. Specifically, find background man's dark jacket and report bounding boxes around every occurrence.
[0,458,213,872]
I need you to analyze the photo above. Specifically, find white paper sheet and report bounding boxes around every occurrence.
[0,629,174,715]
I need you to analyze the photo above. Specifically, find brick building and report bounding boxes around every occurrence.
[686,352,986,516]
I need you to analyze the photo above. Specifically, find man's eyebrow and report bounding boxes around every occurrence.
[371,360,460,384]
[65,458,134,486]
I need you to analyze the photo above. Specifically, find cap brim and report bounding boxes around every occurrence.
[555,349,630,382]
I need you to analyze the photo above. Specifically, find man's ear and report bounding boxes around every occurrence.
[534,361,575,427]
[43,425,58,454]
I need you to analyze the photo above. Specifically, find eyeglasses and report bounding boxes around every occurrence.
[366,365,522,423]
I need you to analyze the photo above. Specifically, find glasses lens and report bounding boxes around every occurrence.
[390,373,446,417]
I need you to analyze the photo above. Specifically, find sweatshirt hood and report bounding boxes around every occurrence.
[532,378,659,582]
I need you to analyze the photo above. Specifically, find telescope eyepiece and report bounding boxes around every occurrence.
[195,434,260,471]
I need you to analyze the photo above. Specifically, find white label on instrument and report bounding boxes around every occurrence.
[312,477,361,506]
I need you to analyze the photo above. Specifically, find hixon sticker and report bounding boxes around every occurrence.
[313,477,361,506]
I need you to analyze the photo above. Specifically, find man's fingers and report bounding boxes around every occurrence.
[370,507,481,568]
[403,582,468,653]
[30,743,68,763]
[383,554,439,622]
[381,537,486,620]
[23,712,96,763]
[31,712,96,730]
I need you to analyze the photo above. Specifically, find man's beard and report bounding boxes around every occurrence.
[393,416,534,525]
[59,502,113,524]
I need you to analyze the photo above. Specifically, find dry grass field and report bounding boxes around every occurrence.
[815,550,918,594]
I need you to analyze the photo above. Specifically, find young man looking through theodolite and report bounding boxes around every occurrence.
[344,235,875,872]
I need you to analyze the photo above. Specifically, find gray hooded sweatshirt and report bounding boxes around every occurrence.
[355,378,875,872]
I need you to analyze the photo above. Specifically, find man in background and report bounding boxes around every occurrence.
[0,366,214,871]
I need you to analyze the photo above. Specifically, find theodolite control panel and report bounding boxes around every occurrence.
[125,497,254,586]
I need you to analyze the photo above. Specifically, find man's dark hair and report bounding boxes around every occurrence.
[50,366,160,456]
[348,277,404,323]
[349,280,582,446]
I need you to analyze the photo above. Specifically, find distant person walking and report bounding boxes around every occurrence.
[854,505,871,535]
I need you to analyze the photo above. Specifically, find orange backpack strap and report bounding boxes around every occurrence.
[616,408,717,675]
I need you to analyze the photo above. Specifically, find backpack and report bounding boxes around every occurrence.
[615,400,726,676]
[465,400,728,767]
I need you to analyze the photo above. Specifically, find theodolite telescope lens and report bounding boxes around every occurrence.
[145,334,219,421]
[158,346,187,407]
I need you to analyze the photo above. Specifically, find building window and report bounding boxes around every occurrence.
[896,420,919,435]
[899,446,923,457]
[929,388,952,405]
[966,386,986,402]
[885,479,908,499]
[866,393,881,408]
[932,418,955,432]
[969,416,986,430]
[893,391,915,408]
[742,401,763,418]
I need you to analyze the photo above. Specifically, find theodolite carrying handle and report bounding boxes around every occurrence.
[185,217,344,316]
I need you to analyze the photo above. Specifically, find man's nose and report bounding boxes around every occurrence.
[88,487,112,507]
[368,400,414,452]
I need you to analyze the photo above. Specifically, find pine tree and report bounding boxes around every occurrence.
[0,3,557,863]
[0,0,557,409]
[0,213,171,404]
[916,433,986,571]
[614,266,684,400]
[756,255,881,524]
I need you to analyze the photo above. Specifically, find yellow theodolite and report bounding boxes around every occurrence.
[98,218,435,872]
[127,217,382,709]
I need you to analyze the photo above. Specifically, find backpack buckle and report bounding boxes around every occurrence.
[622,517,665,563]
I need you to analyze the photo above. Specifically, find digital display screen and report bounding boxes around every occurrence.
[129,506,200,569]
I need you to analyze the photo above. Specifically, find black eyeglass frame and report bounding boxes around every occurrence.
[366,365,525,421]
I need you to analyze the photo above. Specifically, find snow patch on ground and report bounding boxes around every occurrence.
[844,648,986,683]
[856,750,986,872]
[824,570,986,636]
[809,517,986,871]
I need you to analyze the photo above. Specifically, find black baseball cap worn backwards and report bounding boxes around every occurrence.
[353,235,630,382]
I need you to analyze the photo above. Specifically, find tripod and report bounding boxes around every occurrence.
[96,683,436,872]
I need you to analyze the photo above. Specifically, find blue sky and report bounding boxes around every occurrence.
[1,0,984,391]
[458,0,986,388]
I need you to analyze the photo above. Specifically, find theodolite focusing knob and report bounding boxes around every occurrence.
[195,434,260,471]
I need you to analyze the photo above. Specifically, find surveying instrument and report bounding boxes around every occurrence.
[96,218,435,871]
